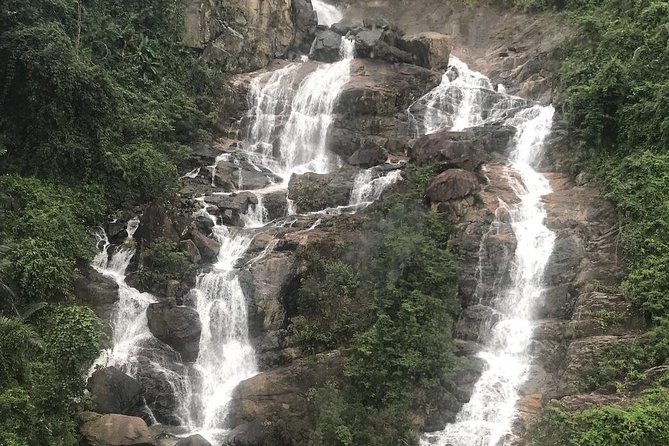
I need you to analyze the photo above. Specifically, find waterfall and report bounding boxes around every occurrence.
[349,167,403,207]
[409,56,525,136]
[312,0,344,26]
[276,38,355,178]
[246,38,355,180]
[182,209,257,436]
[420,60,556,446]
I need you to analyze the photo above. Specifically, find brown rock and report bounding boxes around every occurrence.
[179,239,202,264]
[426,168,480,202]
[399,32,452,69]
[80,412,155,446]
[190,229,220,262]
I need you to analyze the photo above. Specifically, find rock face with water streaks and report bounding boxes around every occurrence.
[146,303,202,362]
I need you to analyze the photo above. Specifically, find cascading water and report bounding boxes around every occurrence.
[94,27,402,442]
[349,167,403,208]
[276,38,355,177]
[312,0,344,26]
[409,56,525,136]
[419,58,556,446]
[181,206,257,437]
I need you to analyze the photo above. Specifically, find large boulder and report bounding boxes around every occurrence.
[146,303,202,362]
[347,142,388,167]
[353,28,415,65]
[190,229,220,263]
[133,338,190,425]
[227,351,345,427]
[291,0,318,54]
[79,412,155,446]
[426,169,481,202]
[74,266,119,328]
[398,32,451,69]
[287,170,356,212]
[411,125,516,171]
[309,29,343,62]
[87,367,144,416]
[222,421,268,446]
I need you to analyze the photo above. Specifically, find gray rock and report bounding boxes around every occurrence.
[179,239,202,264]
[190,229,220,262]
[291,0,318,54]
[347,143,388,167]
[175,434,211,446]
[426,169,480,202]
[309,29,343,62]
[87,367,143,416]
[287,170,356,212]
[79,412,155,446]
[146,303,202,362]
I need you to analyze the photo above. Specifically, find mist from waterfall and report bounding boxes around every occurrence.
[420,59,556,446]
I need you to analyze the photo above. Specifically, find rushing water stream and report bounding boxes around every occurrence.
[417,59,556,446]
[92,28,404,442]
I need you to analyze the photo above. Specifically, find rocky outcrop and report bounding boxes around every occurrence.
[330,59,441,158]
[227,351,346,428]
[345,0,572,103]
[240,251,299,368]
[426,168,480,202]
[146,303,202,362]
[74,266,119,332]
[287,170,356,212]
[398,32,452,69]
[291,0,318,54]
[185,0,298,72]
[79,412,155,446]
[309,29,343,62]
[411,124,516,170]
[87,367,144,417]
[189,229,220,263]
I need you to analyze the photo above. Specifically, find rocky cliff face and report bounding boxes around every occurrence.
[78,1,636,445]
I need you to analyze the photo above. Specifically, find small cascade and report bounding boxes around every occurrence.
[247,64,301,172]
[420,60,556,445]
[312,0,344,26]
[409,57,525,136]
[276,38,355,178]
[182,209,257,437]
[349,167,403,208]
[90,218,157,372]
[240,194,269,228]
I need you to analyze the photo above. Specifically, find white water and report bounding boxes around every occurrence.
[182,208,257,438]
[312,0,344,26]
[349,167,403,207]
[421,60,556,445]
[95,33,403,442]
[409,56,525,136]
[277,38,355,178]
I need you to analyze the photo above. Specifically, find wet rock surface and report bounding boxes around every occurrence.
[87,367,144,417]
[146,303,202,362]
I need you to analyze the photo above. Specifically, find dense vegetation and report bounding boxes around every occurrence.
[519,0,669,444]
[0,0,218,443]
[268,167,461,445]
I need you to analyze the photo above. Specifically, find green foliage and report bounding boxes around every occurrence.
[285,176,459,444]
[0,306,102,444]
[0,175,105,305]
[267,382,418,446]
[291,252,368,354]
[135,237,191,293]
[529,390,669,446]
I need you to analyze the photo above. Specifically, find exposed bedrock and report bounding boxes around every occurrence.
[146,302,202,363]
[344,0,572,103]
